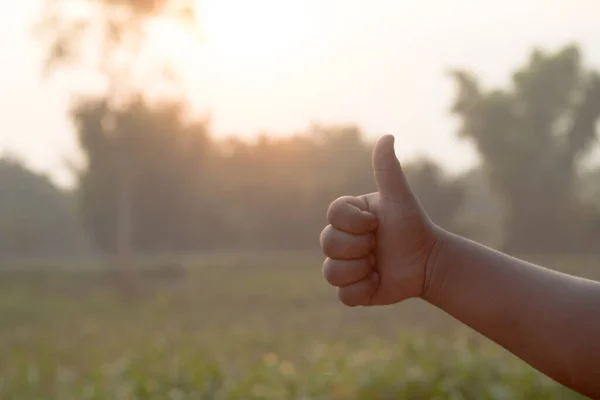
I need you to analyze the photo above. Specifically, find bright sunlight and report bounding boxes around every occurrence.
[148,0,316,81]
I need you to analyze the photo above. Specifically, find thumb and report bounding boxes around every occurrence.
[372,134,412,201]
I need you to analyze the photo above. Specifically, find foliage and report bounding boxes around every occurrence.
[0,157,89,258]
[35,0,203,268]
[1,338,584,399]
[35,0,198,83]
[71,95,221,254]
[7,144,598,394]
[1,252,596,399]
[35,1,600,256]
[450,44,600,254]
[65,105,468,253]
[581,167,600,212]
[453,168,504,247]
[403,158,466,232]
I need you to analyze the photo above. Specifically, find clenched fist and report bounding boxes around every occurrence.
[319,134,441,306]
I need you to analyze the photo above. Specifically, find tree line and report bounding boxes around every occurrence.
[4,0,600,260]
[62,44,600,256]
[3,44,600,259]
[0,120,480,258]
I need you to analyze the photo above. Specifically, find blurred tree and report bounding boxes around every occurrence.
[71,95,222,254]
[0,157,90,259]
[209,125,372,250]
[578,167,600,251]
[450,44,600,254]
[32,0,475,258]
[35,0,201,288]
[403,158,466,234]
[35,0,198,86]
[581,167,600,211]
[211,126,468,251]
[453,168,504,248]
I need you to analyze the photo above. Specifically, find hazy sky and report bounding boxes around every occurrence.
[3,0,600,188]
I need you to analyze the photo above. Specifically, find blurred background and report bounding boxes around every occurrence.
[1,0,600,398]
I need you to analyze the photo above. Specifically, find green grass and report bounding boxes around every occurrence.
[0,251,595,399]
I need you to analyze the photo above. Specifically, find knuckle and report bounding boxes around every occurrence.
[338,287,360,307]
[324,258,372,287]
[322,258,337,285]
[321,226,372,259]
[326,196,344,221]
[327,196,356,222]
[319,225,328,246]
[320,226,338,256]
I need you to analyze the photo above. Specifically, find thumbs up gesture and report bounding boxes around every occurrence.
[320,134,440,306]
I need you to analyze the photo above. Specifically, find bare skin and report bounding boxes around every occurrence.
[319,134,600,398]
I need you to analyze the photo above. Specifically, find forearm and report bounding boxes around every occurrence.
[423,227,600,397]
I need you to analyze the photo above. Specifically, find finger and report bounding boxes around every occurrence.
[372,134,413,202]
[320,225,374,260]
[323,256,375,287]
[327,196,377,234]
[337,272,380,307]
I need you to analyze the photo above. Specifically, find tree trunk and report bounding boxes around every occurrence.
[116,139,135,297]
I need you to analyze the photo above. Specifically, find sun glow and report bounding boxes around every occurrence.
[147,0,316,82]
[199,0,314,77]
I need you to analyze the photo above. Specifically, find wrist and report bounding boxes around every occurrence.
[421,225,454,305]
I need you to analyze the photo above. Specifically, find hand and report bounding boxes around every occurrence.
[319,134,440,306]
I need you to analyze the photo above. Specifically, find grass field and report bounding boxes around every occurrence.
[0,251,597,399]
